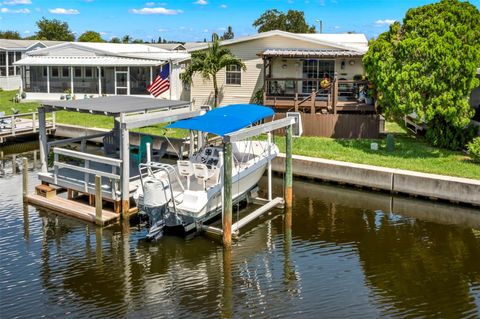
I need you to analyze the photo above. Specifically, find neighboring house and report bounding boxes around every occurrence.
[187,30,369,114]
[0,39,64,90]
[13,42,190,101]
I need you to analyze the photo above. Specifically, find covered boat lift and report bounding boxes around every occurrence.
[168,105,297,247]
[29,96,201,221]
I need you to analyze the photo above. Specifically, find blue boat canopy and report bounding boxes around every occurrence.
[166,104,274,136]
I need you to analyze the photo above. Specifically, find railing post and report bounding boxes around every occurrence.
[222,141,233,248]
[285,125,293,208]
[32,112,36,132]
[11,115,15,136]
[146,142,151,163]
[294,93,298,112]
[310,90,316,114]
[22,157,28,200]
[333,76,338,115]
[95,175,103,226]
[263,91,267,105]
[84,159,89,193]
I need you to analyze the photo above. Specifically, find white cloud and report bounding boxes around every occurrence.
[129,7,182,15]
[145,2,155,6]
[49,8,80,15]
[24,30,30,33]
[219,4,227,8]
[2,0,31,5]
[194,0,207,4]
[0,7,30,13]
[375,19,396,26]
[334,25,340,29]
[157,28,169,32]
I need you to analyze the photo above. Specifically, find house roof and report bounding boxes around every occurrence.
[146,43,186,51]
[188,30,368,53]
[260,48,364,58]
[0,39,64,50]
[28,42,169,56]
[14,56,163,67]
[40,96,191,115]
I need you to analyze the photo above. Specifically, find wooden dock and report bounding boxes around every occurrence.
[26,193,120,225]
[0,112,55,144]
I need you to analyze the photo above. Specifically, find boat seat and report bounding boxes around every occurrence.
[193,163,215,190]
[177,160,194,190]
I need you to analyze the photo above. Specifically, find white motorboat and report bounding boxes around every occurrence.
[134,104,279,239]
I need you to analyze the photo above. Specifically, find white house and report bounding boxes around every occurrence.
[13,42,190,101]
[187,30,369,112]
[0,39,64,90]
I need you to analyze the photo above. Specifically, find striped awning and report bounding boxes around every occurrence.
[14,56,163,67]
[260,48,364,58]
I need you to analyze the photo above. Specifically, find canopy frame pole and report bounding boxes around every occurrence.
[222,141,233,248]
[38,106,48,173]
[267,132,272,201]
[285,124,293,208]
[120,113,130,217]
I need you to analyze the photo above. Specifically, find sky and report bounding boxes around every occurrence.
[0,0,479,42]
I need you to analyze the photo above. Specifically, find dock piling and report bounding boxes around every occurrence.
[95,175,103,226]
[222,141,233,248]
[22,157,28,199]
[285,125,293,208]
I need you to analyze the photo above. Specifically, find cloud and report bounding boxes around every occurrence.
[49,8,80,15]
[334,25,340,29]
[219,4,227,8]
[0,7,30,13]
[145,1,155,6]
[194,0,207,4]
[375,19,396,26]
[157,28,169,32]
[2,0,31,4]
[129,7,182,15]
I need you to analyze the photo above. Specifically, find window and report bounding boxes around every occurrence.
[51,66,60,78]
[74,67,82,78]
[302,59,335,94]
[62,67,70,78]
[226,64,242,85]
[43,67,48,77]
[85,67,93,78]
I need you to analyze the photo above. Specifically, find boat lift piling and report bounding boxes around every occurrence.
[220,116,297,247]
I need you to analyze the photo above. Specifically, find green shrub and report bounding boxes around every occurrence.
[468,137,480,163]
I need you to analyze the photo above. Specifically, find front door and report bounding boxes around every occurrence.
[115,67,128,95]
[302,59,335,94]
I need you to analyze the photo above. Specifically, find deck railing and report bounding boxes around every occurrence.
[0,111,56,137]
[52,147,122,200]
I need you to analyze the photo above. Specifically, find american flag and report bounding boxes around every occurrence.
[147,63,170,97]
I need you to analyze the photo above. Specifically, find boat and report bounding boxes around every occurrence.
[134,104,279,239]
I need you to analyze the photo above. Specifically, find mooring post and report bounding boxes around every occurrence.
[95,175,103,226]
[222,141,233,248]
[146,142,151,163]
[22,157,28,199]
[38,107,48,173]
[285,125,293,208]
[120,113,130,217]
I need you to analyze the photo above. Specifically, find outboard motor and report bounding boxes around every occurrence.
[142,178,172,240]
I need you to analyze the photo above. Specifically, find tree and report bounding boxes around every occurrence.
[363,0,480,149]
[180,37,246,107]
[122,35,131,43]
[132,39,144,44]
[253,9,316,33]
[35,17,75,41]
[221,26,234,40]
[110,37,121,43]
[0,30,21,39]
[78,31,104,42]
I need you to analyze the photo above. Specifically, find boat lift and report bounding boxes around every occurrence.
[203,115,297,247]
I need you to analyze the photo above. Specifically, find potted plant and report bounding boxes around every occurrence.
[320,75,331,89]
[64,88,72,100]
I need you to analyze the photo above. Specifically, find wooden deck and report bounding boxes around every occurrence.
[26,193,120,225]
[0,113,55,144]
[264,98,375,113]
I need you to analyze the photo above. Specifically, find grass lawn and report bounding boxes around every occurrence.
[1,90,479,179]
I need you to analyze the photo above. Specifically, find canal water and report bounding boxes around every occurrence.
[1,151,480,318]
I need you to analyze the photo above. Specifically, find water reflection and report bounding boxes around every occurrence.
[2,160,479,317]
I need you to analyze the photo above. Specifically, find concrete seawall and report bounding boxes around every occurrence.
[272,154,480,206]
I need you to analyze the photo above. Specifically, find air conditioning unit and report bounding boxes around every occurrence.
[286,112,303,137]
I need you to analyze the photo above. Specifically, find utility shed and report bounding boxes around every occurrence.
[36,96,200,216]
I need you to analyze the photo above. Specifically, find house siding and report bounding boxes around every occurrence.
[190,35,366,108]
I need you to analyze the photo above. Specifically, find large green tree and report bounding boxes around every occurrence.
[253,9,316,33]
[364,0,480,149]
[34,17,75,41]
[0,30,21,39]
[78,31,104,42]
[180,36,246,107]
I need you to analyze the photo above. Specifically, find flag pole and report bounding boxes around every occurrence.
[169,59,172,100]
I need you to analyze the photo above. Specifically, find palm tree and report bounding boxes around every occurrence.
[180,36,246,107]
